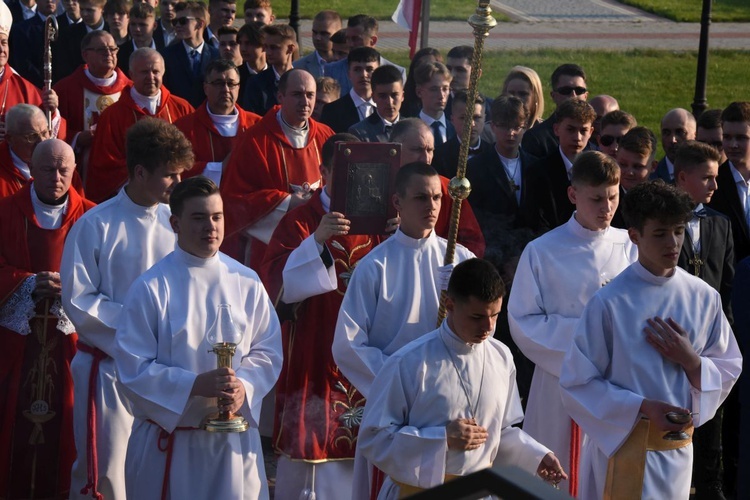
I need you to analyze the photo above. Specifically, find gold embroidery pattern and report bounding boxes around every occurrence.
[332,381,365,451]
[331,238,372,294]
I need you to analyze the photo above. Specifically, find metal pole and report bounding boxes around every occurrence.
[289,0,301,49]
[419,0,430,50]
[692,0,712,118]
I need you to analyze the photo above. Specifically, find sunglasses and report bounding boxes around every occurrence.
[599,135,620,147]
[556,86,587,96]
[174,16,197,25]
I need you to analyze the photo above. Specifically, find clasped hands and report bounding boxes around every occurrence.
[191,367,246,414]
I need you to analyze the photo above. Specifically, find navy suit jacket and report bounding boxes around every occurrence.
[9,13,45,88]
[524,150,575,232]
[677,207,734,323]
[52,22,110,83]
[160,42,219,108]
[117,38,166,74]
[320,94,360,134]
[323,55,406,96]
[348,112,391,143]
[238,67,277,115]
[708,160,750,261]
[521,111,559,160]
[433,135,493,180]
[651,157,674,183]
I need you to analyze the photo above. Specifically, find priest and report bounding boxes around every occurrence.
[115,176,282,499]
[359,258,566,499]
[86,47,193,203]
[221,68,333,270]
[507,151,637,495]
[61,119,193,500]
[175,59,260,185]
[0,139,94,499]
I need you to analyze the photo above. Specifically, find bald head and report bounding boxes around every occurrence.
[30,139,77,203]
[661,108,697,162]
[278,69,316,127]
[589,95,619,137]
[391,118,435,166]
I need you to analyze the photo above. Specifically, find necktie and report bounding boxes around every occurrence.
[384,124,393,137]
[190,49,200,77]
[431,121,444,146]
[694,207,707,218]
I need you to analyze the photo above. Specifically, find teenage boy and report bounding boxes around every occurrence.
[313,76,340,122]
[54,0,108,82]
[293,10,342,78]
[674,140,735,499]
[117,3,163,74]
[244,0,274,25]
[160,1,219,107]
[696,109,726,163]
[320,46,379,133]
[237,21,266,94]
[612,126,658,228]
[239,24,295,115]
[349,64,402,142]
[433,91,491,179]
[205,0,237,49]
[467,95,535,230]
[560,180,742,500]
[522,63,589,160]
[597,110,637,158]
[359,258,567,498]
[525,99,596,231]
[708,101,750,262]
[508,151,637,496]
[415,61,454,147]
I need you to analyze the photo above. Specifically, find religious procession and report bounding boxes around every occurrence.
[0,0,746,498]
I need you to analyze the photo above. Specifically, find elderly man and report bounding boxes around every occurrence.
[0,104,82,198]
[652,107,696,183]
[62,118,193,500]
[86,47,193,202]
[221,68,334,270]
[0,139,95,499]
[54,30,132,176]
[390,117,485,257]
[175,59,260,185]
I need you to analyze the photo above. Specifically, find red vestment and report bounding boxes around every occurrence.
[53,65,131,139]
[85,86,194,203]
[174,101,261,178]
[261,190,383,461]
[0,65,68,140]
[221,107,334,270]
[0,141,85,199]
[0,184,95,499]
[436,175,486,257]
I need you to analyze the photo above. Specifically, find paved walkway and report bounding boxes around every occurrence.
[289,0,750,52]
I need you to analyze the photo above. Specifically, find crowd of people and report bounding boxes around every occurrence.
[0,0,746,498]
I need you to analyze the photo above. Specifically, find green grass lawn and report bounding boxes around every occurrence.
[618,0,750,22]
[240,0,509,21]
[383,48,750,157]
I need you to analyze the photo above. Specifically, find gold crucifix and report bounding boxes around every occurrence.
[689,257,704,276]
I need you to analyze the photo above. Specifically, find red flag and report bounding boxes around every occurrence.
[392,0,423,58]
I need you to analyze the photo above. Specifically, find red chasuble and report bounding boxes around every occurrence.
[261,190,383,461]
[85,85,194,203]
[0,141,85,199]
[53,65,132,139]
[436,175,486,257]
[0,65,68,140]
[0,184,95,499]
[174,101,261,178]
[220,107,334,270]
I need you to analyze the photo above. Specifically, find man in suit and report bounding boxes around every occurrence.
[521,63,589,160]
[652,108,696,183]
[5,0,36,24]
[525,99,596,232]
[434,91,492,179]
[53,0,107,83]
[236,21,265,90]
[323,14,405,96]
[612,126,658,229]
[293,10,341,79]
[160,0,219,107]
[415,61,455,148]
[8,0,58,88]
[349,64,402,142]
[239,23,295,115]
[117,3,164,74]
[675,141,734,500]
[204,0,236,49]
[57,0,82,27]
[320,46,378,133]
[696,108,727,164]
[154,0,177,47]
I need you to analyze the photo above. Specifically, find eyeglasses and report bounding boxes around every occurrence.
[174,16,197,25]
[16,130,50,144]
[207,80,240,89]
[555,86,587,96]
[599,135,621,147]
[86,46,119,55]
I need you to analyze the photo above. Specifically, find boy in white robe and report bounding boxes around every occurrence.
[359,258,567,499]
[115,177,283,499]
[560,181,742,499]
[61,118,194,500]
[507,151,637,494]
